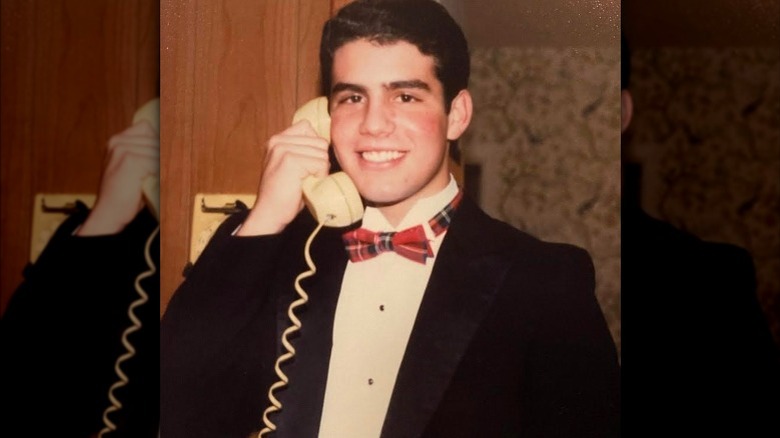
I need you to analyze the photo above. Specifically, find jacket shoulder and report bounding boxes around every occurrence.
[457,197,593,268]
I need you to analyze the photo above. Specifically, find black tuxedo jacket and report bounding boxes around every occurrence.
[622,206,780,436]
[160,196,620,438]
[1,207,160,437]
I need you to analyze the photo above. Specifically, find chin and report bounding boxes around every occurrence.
[356,184,411,207]
[359,191,402,207]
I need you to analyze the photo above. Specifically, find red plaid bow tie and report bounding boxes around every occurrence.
[342,191,463,264]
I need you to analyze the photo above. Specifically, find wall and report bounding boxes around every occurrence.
[0,0,159,315]
[462,47,622,352]
[159,0,343,313]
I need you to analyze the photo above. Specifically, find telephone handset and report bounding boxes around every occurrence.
[291,96,363,227]
[132,98,160,221]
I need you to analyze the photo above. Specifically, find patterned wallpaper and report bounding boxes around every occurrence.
[461,47,623,353]
[626,48,780,347]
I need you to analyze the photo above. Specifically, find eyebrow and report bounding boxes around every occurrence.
[387,80,431,91]
[331,79,432,94]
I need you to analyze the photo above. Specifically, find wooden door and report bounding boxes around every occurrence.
[0,0,159,315]
[159,0,337,314]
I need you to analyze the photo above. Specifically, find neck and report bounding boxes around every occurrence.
[374,203,410,228]
[371,174,454,228]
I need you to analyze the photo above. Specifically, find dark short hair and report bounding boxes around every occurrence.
[320,0,470,112]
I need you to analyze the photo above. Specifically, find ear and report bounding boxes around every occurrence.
[446,89,473,141]
[621,90,633,133]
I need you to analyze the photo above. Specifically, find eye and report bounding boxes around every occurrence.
[339,94,363,104]
[397,93,418,103]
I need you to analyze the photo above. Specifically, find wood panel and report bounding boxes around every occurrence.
[0,0,159,315]
[159,0,330,314]
[332,0,354,12]
[0,0,35,316]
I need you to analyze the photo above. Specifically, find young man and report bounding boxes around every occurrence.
[160,2,620,437]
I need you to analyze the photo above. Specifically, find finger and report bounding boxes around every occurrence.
[267,133,328,155]
[265,142,329,165]
[108,135,159,153]
[107,150,159,172]
[102,135,159,174]
[266,151,330,179]
[105,145,160,175]
[286,119,321,137]
[108,123,159,151]
[292,153,330,178]
[125,119,158,136]
[131,119,158,135]
[108,143,160,160]
[272,134,329,148]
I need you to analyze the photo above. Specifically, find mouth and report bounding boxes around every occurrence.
[360,150,406,163]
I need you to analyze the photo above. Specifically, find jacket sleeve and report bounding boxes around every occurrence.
[160,209,300,438]
[0,206,160,437]
[160,210,289,373]
[515,244,620,438]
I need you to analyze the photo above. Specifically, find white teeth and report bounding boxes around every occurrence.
[361,150,404,163]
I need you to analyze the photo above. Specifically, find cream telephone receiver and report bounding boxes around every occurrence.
[255,98,363,437]
[292,96,363,227]
[132,97,161,221]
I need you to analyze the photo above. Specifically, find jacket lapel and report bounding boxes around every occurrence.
[381,198,516,437]
[272,220,351,438]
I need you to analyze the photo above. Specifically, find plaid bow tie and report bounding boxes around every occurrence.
[342,191,463,264]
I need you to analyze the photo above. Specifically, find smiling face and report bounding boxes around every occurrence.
[329,39,471,225]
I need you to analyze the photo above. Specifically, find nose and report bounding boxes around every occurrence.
[359,100,394,136]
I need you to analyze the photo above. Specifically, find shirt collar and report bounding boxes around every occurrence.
[361,175,460,233]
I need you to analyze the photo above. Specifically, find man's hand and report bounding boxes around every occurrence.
[237,120,330,236]
[77,120,160,236]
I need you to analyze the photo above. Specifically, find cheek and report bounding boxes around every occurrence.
[329,131,358,174]
[406,109,447,135]
[329,114,354,150]
[400,111,448,150]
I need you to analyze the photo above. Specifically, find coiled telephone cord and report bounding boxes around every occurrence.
[97,225,159,437]
[257,218,329,437]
